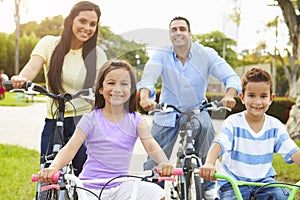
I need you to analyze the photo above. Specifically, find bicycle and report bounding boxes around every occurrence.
[32,167,183,200]
[5,81,94,200]
[211,172,300,200]
[149,101,231,200]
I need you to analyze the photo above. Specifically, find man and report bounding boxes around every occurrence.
[137,16,241,199]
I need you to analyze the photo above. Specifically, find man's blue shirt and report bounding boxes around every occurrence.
[137,42,241,127]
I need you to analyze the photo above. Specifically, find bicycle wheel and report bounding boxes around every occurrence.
[171,158,185,200]
[193,174,205,200]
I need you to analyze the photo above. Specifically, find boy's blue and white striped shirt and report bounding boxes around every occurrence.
[215,111,299,187]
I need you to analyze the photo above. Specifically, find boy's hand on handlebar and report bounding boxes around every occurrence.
[139,98,157,112]
[199,163,217,181]
[10,75,27,89]
[37,167,59,183]
[157,162,174,177]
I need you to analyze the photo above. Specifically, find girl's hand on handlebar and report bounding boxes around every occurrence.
[157,162,174,177]
[199,163,217,181]
[37,167,60,183]
[10,75,27,89]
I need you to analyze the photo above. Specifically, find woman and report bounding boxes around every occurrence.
[11,1,107,175]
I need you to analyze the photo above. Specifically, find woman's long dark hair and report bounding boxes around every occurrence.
[94,60,137,112]
[48,1,101,94]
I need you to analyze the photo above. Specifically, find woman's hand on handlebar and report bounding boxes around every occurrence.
[10,75,28,89]
[139,97,157,112]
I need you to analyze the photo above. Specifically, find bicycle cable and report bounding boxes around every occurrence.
[250,182,300,199]
[98,174,145,200]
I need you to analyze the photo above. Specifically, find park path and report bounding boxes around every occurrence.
[0,102,45,151]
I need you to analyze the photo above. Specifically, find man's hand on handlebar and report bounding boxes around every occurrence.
[139,97,157,112]
[220,96,236,109]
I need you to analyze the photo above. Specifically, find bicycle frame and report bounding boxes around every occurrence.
[150,101,230,200]
[214,173,300,200]
[176,109,205,200]
[5,81,93,200]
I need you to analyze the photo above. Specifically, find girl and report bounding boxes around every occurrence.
[37,60,174,200]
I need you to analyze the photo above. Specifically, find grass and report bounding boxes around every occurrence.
[0,144,40,200]
[0,92,45,106]
[1,143,300,200]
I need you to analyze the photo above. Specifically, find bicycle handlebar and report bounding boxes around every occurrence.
[31,167,183,183]
[148,100,231,115]
[4,81,94,101]
[212,172,300,200]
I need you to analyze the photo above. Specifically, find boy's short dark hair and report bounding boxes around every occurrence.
[241,67,273,94]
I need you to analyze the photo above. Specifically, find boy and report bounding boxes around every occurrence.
[199,67,300,199]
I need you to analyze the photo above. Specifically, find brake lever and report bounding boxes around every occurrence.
[80,88,95,101]
[25,83,40,95]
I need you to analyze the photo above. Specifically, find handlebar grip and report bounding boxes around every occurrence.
[4,80,29,91]
[172,168,183,175]
[155,103,163,109]
[31,171,61,182]
[3,81,13,91]
[154,166,183,175]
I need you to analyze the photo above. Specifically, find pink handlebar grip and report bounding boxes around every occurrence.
[32,174,38,182]
[31,171,61,182]
[154,166,183,175]
[172,168,183,176]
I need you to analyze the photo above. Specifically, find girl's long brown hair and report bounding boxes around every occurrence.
[48,1,101,94]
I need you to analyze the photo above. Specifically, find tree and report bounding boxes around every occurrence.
[192,31,238,67]
[275,0,300,97]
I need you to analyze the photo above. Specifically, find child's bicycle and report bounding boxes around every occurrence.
[32,167,183,200]
[149,101,231,200]
[4,81,94,200]
[211,172,300,200]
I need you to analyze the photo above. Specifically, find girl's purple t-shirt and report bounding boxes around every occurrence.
[77,109,143,188]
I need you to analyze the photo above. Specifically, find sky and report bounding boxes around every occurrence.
[0,0,288,53]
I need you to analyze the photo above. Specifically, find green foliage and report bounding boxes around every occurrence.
[273,141,300,199]
[192,31,238,68]
[0,33,9,69]
[21,15,64,37]
[0,144,39,200]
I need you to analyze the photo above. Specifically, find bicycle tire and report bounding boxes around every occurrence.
[193,175,205,200]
